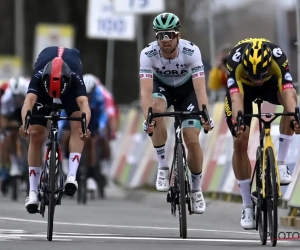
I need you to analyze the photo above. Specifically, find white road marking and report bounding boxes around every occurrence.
[0,217,257,235]
[0,234,275,243]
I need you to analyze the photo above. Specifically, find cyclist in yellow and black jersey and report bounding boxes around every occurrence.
[224,38,300,230]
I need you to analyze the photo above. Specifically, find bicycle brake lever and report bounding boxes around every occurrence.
[147,107,153,137]
[81,112,87,136]
[24,110,32,133]
[202,104,209,134]
[295,107,300,125]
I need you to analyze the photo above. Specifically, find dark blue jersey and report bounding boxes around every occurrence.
[27,46,86,98]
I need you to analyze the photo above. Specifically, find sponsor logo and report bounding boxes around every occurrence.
[227,77,235,88]
[229,88,239,94]
[284,72,293,81]
[226,63,233,71]
[282,83,294,90]
[225,96,232,117]
[71,155,80,163]
[145,49,157,57]
[57,47,65,57]
[192,72,204,79]
[191,65,204,73]
[34,70,43,78]
[187,103,195,111]
[182,47,194,56]
[282,59,288,68]
[156,69,188,77]
[158,87,165,92]
[29,170,39,177]
[139,69,152,74]
[273,47,282,57]
[140,73,153,78]
[232,48,241,62]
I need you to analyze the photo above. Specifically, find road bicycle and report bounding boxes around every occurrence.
[236,97,299,247]
[146,104,212,239]
[24,103,87,241]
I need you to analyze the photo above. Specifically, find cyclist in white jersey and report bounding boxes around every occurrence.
[140,13,213,214]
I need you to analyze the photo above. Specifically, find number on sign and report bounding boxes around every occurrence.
[98,19,126,34]
[129,0,148,8]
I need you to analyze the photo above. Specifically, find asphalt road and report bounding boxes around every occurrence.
[0,185,299,250]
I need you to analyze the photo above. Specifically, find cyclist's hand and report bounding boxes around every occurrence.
[291,120,300,134]
[78,128,91,141]
[143,120,156,134]
[19,125,29,137]
[201,117,214,131]
[232,123,246,138]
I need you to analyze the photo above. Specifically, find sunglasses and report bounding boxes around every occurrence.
[156,31,178,41]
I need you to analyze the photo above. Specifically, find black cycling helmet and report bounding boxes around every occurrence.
[241,41,272,80]
[42,57,71,98]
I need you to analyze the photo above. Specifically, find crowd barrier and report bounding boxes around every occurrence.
[109,101,300,210]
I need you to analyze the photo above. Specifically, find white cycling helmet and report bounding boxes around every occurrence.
[83,74,100,94]
[9,76,30,96]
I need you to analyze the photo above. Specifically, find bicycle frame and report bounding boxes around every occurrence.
[237,100,300,199]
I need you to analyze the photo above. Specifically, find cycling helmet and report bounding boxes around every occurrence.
[41,57,71,98]
[241,41,272,80]
[153,13,180,32]
[83,74,99,94]
[9,76,30,96]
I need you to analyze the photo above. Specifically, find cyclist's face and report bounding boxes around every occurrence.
[156,31,180,54]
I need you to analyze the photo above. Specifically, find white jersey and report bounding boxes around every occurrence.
[139,39,205,87]
[1,88,15,116]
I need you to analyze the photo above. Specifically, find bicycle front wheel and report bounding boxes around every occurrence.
[176,144,187,239]
[266,147,278,247]
[47,143,57,241]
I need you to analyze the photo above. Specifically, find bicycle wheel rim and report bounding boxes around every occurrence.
[176,144,187,239]
[266,147,278,247]
[47,143,57,241]
[255,147,267,245]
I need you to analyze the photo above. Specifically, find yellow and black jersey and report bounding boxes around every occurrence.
[226,38,293,95]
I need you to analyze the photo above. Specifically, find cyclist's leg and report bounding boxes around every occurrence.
[151,80,172,192]
[225,87,254,229]
[263,76,295,184]
[7,109,23,177]
[25,101,49,212]
[178,90,204,213]
[62,92,85,196]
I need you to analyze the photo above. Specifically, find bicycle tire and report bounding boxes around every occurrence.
[47,143,57,241]
[255,147,267,245]
[11,177,18,201]
[266,147,278,247]
[177,144,187,239]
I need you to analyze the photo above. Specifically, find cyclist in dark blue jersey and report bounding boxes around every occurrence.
[19,46,91,214]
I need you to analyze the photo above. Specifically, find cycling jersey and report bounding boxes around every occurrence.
[226,38,293,95]
[59,85,107,136]
[98,84,118,119]
[139,39,205,87]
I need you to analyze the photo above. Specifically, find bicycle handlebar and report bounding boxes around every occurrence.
[24,110,87,136]
[146,104,212,136]
[236,107,300,132]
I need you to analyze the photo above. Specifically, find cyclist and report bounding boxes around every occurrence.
[59,73,107,190]
[224,38,300,229]
[83,74,120,176]
[19,46,91,213]
[1,76,30,178]
[0,79,9,194]
[140,13,213,214]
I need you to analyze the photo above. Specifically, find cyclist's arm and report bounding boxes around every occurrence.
[139,49,154,118]
[226,46,245,122]
[73,73,91,125]
[21,93,37,125]
[189,46,209,111]
[96,87,108,132]
[76,96,91,126]
[271,51,298,118]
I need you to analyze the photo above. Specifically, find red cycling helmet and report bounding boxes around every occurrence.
[41,57,71,98]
